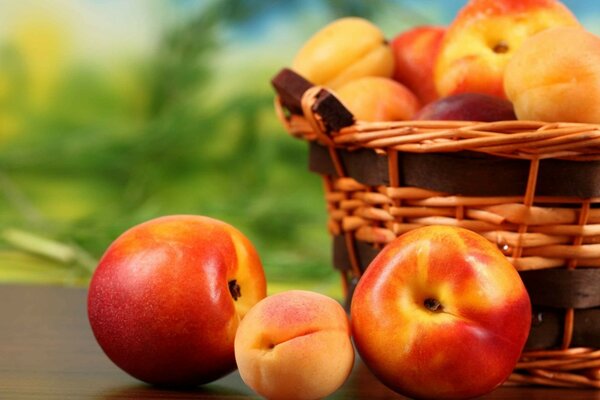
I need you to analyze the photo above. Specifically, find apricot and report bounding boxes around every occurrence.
[292,17,394,89]
[335,77,420,122]
[234,290,354,400]
[504,26,600,123]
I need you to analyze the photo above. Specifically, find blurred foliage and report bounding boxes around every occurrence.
[3,0,409,293]
[3,0,593,295]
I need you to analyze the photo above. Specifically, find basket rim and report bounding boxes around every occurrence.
[277,94,600,162]
[271,68,600,161]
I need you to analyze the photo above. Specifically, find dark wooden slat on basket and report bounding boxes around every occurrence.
[310,142,600,197]
[527,307,600,349]
[333,235,380,275]
[310,142,390,186]
[312,88,355,132]
[401,152,529,196]
[271,68,354,132]
[521,269,600,309]
[271,68,313,115]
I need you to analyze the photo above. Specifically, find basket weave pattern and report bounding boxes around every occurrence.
[275,83,600,388]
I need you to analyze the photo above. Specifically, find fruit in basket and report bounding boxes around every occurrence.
[335,76,420,122]
[87,215,267,386]
[292,17,394,90]
[391,25,446,105]
[235,290,354,400]
[351,225,531,399]
[415,92,516,121]
[435,0,579,98]
[505,27,600,123]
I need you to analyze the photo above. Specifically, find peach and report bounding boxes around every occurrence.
[335,76,420,122]
[391,25,446,105]
[88,215,266,386]
[351,226,531,399]
[435,0,579,98]
[234,290,354,400]
[292,17,394,90]
[505,26,600,123]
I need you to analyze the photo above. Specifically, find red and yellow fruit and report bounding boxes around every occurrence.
[391,25,446,105]
[88,215,266,386]
[435,0,579,98]
[351,225,531,399]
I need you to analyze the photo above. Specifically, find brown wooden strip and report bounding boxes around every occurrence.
[309,141,389,186]
[521,270,600,305]
[312,89,355,132]
[333,235,380,275]
[527,307,600,350]
[272,68,354,132]
[271,68,313,115]
[308,143,600,197]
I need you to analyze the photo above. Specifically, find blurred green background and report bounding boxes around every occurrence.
[0,0,597,297]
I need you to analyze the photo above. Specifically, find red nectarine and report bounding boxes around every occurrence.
[391,25,445,105]
[351,226,531,399]
[88,215,266,386]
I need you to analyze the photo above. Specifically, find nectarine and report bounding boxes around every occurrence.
[351,226,531,399]
[391,25,445,105]
[88,215,267,386]
[435,0,579,98]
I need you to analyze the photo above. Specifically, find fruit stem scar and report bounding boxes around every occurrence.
[228,279,241,301]
[493,40,509,54]
[424,298,443,312]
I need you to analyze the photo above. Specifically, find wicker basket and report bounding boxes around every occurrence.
[272,68,600,389]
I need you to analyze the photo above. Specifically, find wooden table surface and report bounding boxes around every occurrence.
[1,284,599,400]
